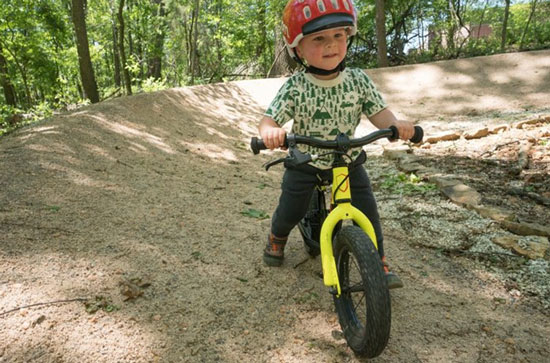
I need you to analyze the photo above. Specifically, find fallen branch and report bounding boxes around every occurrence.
[0,298,88,318]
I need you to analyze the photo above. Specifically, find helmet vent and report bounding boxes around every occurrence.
[330,0,340,9]
[317,0,326,12]
[303,6,312,19]
[343,0,350,11]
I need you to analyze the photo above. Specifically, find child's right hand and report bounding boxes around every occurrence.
[259,117,287,150]
[261,127,287,150]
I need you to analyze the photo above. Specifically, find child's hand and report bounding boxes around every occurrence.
[258,117,287,150]
[392,120,415,141]
[261,126,287,150]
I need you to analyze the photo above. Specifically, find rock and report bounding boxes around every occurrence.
[425,131,461,144]
[119,278,150,301]
[382,147,409,160]
[430,176,462,188]
[513,117,547,129]
[436,180,482,208]
[493,235,550,260]
[415,167,440,178]
[499,220,550,237]
[473,206,515,222]
[464,127,489,140]
[489,125,508,134]
[399,162,425,173]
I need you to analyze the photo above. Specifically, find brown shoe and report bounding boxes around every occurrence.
[382,256,404,289]
[263,233,287,267]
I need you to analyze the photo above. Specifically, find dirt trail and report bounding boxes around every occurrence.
[1,50,549,362]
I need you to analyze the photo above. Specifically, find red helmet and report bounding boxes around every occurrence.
[282,0,357,49]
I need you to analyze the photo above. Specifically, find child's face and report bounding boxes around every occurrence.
[296,27,349,75]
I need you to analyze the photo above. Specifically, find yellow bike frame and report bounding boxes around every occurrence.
[319,166,378,297]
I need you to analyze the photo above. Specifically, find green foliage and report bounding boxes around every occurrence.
[379,172,437,195]
[241,208,269,219]
[0,101,59,137]
[140,77,168,93]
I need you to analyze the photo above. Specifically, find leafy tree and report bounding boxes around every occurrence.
[71,0,100,103]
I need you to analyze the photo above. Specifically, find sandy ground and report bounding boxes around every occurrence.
[1,50,549,362]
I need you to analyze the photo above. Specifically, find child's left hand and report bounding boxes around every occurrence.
[392,119,415,141]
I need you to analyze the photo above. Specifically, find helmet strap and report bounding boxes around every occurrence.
[292,36,355,76]
[304,60,346,76]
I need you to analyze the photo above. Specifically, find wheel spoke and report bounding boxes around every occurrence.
[346,282,364,293]
[353,290,366,313]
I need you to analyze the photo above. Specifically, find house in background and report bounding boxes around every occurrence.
[427,24,493,49]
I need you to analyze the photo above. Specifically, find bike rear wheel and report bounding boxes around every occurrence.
[333,225,391,358]
[297,188,327,257]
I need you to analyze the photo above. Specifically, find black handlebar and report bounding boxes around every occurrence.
[250,125,423,155]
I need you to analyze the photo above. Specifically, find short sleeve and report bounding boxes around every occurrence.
[359,71,387,117]
[264,77,296,126]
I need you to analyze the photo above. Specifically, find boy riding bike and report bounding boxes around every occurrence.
[259,0,414,289]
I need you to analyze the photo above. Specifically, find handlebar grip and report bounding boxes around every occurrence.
[410,126,424,144]
[389,125,423,143]
[389,125,399,141]
[250,136,290,154]
[250,137,266,155]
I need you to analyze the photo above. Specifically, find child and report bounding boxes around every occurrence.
[259,0,414,289]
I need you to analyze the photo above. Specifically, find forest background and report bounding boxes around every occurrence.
[1,0,549,135]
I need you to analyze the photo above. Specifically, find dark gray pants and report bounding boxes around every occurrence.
[271,164,385,257]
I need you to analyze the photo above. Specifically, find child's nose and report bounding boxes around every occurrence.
[325,37,337,47]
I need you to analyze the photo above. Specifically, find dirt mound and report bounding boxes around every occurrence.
[1,50,549,362]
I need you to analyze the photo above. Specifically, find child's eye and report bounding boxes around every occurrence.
[313,36,324,42]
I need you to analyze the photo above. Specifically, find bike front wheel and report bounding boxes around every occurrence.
[333,225,391,358]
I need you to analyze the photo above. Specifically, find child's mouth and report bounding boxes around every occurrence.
[324,53,338,58]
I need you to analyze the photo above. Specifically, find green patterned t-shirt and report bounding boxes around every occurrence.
[265,68,387,169]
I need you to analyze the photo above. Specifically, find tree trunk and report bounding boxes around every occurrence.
[500,0,511,51]
[256,1,267,73]
[520,0,538,50]
[117,0,132,95]
[267,27,296,77]
[111,0,121,88]
[189,0,200,85]
[147,0,166,80]
[71,0,100,103]
[0,43,17,107]
[375,0,389,67]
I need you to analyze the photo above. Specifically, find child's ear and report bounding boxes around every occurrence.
[295,46,303,58]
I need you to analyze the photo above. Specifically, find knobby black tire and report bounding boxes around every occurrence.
[333,225,391,358]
